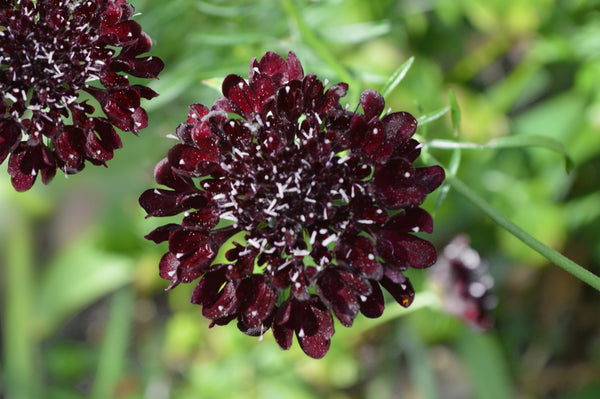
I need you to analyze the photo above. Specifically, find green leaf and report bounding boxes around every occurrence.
[35,238,134,336]
[191,32,275,45]
[202,77,225,93]
[417,106,450,126]
[320,20,391,44]
[381,56,415,99]
[195,1,255,17]
[449,89,461,137]
[425,134,575,173]
[91,289,135,399]
[456,330,513,399]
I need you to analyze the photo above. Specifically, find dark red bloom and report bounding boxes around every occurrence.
[140,51,445,358]
[429,235,496,330]
[0,0,163,191]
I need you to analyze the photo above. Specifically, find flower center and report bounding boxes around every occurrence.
[213,110,370,269]
[1,1,106,117]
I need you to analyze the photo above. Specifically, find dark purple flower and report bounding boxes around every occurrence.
[0,0,163,191]
[429,235,496,330]
[140,51,445,358]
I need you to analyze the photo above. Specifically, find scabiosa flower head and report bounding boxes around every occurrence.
[429,235,496,330]
[140,51,445,358]
[0,0,164,191]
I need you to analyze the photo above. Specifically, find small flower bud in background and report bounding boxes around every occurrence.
[429,234,497,330]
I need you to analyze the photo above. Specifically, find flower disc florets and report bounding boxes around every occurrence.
[140,51,445,358]
[0,0,163,191]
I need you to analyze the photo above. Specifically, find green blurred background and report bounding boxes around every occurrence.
[2,0,600,398]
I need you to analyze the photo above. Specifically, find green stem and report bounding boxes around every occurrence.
[446,174,600,291]
[90,288,135,399]
[2,218,40,399]
[281,0,359,94]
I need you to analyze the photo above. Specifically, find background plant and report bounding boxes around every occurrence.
[2,0,600,398]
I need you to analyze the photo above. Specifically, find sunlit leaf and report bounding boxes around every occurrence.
[417,106,450,126]
[449,89,461,137]
[321,20,391,44]
[381,56,415,99]
[35,239,134,336]
[457,330,513,399]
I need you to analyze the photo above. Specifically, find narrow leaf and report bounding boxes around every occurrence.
[381,56,415,99]
[417,106,450,126]
[457,330,513,399]
[449,89,461,137]
[36,239,134,336]
[426,134,575,173]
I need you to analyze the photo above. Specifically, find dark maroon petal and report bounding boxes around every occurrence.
[101,89,142,131]
[54,128,85,171]
[251,73,276,110]
[7,150,37,192]
[202,282,238,319]
[0,119,21,163]
[158,252,181,289]
[237,275,278,329]
[273,301,294,350]
[145,223,180,244]
[168,229,210,258]
[257,51,288,84]
[187,103,210,123]
[338,269,371,295]
[168,143,218,174]
[139,188,184,217]
[381,275,415,307]
[316,269,359,327]
[382,111,418,145]
[362,120,392,163]
[222,74,257,117]
[297,299,335,359]
[337,235,383,279]
[182,208,220,230]
[320,83,348,114]
[384,208,434,234]
[377,230,438,270]
[110,55,164,78]
[414,165,446,193]
[360,89,385,121]
[359,281,385,318]
[151,158,193,191]
[190,267,226,305]
[102,20,142,45]
[94,118,123,151]
[285,51,304,81]
[372,159,428,209]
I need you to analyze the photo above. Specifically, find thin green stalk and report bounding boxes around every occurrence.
[446,175,600,291]
[2,218,40,399]
[90,288,135,399]
[281,0,359,93]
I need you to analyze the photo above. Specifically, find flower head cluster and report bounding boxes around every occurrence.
[0,0,163,191]
[429,235,496,330]
[140,51,445,358]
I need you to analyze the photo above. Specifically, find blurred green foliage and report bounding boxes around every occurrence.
[2,0,600,398]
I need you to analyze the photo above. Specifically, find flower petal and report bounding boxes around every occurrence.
[360,89,385,121]
[359,280,385,318]
[316,269,359,327]
[377,230,438,270]
[381,275,415,307]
